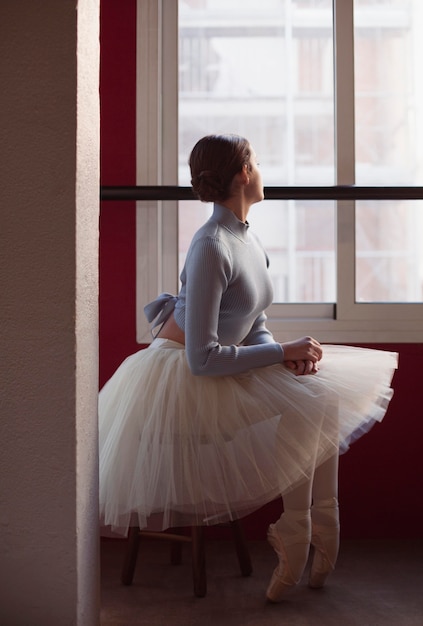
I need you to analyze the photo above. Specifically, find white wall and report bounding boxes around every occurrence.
[0,1,100,624]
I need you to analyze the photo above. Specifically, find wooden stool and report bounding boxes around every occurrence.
[121,520,253,597]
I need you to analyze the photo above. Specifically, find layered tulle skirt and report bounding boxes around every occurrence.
[99,340,397,534]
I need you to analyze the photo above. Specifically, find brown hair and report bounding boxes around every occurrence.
[189,134,251,203]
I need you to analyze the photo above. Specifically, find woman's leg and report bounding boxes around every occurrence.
[266,479,313,602]
[312,452,339,502]
[267,385,340,600]
[309,453,340,588]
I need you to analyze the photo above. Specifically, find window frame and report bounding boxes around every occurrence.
[135,0,423,344]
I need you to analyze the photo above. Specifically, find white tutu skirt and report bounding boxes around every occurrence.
[99,340,398,534]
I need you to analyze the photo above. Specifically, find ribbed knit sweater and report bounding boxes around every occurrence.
[144,203,284,376]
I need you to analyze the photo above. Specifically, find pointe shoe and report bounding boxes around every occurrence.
[309,498,340,589]
[266,511,311,602]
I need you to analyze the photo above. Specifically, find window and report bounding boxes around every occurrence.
[136,0,423,343]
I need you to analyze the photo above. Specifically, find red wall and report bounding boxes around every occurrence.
[100,0,138,386]
[100,1,423,540]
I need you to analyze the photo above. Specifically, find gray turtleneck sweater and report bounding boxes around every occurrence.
[145,203,284,376]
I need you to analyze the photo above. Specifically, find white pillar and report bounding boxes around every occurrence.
[0,1,100,624]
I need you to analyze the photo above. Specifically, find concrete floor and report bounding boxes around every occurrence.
[100,535,423,626]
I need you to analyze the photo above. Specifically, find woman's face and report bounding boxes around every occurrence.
[246,146,264,204]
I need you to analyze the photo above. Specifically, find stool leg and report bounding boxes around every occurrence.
[191,526,207,597]
[230,520,252,577]
[121,526,140,585]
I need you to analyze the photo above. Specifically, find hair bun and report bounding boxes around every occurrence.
[191,170,225,202]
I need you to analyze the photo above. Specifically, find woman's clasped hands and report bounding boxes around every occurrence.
[281,336,323,376]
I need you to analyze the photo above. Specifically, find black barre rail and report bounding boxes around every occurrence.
[101,185,423,202]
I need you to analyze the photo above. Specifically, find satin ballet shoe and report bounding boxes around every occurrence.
[266,511,311,602]
[309,499,340,589]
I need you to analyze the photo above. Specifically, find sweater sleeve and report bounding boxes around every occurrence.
[241,311,276,345]
[184,237,283,376]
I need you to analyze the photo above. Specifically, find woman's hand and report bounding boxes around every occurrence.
[280,337,322,376]
[284,359,319,376]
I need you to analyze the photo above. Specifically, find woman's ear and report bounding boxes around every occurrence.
[240,163,250,185]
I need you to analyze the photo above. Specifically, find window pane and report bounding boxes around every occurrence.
[354,0,423,302]
[253,200,336,302]
[356,201,423,302]
[178,0,335,302]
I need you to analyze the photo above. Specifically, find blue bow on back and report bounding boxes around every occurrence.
[144,293,178,331]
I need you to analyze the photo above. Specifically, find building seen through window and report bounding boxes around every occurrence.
[177,0,423,303]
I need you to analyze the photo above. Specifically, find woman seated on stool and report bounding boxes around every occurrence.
[99,133,398,602]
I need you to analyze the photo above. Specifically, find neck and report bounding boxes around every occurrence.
[221,198,251,223]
